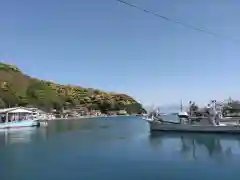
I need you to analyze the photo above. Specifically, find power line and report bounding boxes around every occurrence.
[116,0,238,43]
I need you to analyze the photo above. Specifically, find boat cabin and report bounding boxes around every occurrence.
[0,107,34,123]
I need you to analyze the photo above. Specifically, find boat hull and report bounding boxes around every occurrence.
[149,121,240,134]
[0,120,40,129]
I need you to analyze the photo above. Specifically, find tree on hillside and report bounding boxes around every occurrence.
[26,81,63,111]
[0,98,6,108]
[0,63,146,114]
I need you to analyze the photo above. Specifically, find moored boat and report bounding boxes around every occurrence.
[148,120,240,134]
[177,100,189,119]
[0,120,40,129]
[177,111,189,119]
[146,100,240,134]
[0,107,42,129]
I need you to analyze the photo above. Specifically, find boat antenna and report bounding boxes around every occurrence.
[180,99,183,112]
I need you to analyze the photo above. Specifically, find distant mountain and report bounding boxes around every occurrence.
[144,104,188,114]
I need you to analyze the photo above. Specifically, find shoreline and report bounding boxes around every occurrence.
[40,115,135,121]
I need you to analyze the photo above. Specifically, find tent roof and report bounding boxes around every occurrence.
[0,107,33,114]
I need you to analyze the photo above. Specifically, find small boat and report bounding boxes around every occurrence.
[143,116,155,122]
[177,100,189,119]
[178,111,189,119]
[142,107,162,122]
[0,120,40,129]
[0,107,41,129]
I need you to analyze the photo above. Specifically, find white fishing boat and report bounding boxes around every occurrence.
[0,107,41,129]
[177,100,189,119]
[142,107,162,122]
[178,111,189,119]
[143,116,154,122]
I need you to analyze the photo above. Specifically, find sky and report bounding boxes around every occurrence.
[1,0,240,106]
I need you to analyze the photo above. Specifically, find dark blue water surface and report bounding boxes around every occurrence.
[1,116,240,180]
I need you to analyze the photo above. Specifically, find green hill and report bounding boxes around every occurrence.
[0,62,146,114]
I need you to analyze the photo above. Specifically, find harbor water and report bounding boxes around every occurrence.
[1,116,240,180]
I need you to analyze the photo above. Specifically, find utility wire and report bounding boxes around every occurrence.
[116,0,238,43]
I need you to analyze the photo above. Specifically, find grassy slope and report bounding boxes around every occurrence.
[0,62,145,114]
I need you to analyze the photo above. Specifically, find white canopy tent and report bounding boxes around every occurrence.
[8,109,33,114]
[0,107,34,123]
[0,107,33,114]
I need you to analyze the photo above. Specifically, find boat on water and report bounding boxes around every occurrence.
[146,101,240,134]
[149,120,240,133]
[177,100,189,119]
[0,120,40,129]
[143,107,162,122]
[0,107,41,129]
[177,111,189,119]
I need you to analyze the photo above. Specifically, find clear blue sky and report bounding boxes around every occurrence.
[1,0,240,106]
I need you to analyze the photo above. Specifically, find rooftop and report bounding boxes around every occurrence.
[0,107,33,114]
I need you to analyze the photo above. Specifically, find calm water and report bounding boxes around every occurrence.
[1,116,240,180]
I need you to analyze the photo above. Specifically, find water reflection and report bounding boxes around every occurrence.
[46,119,102,135]
[0,127,47,146]
[0,119,93,146]
[149,132,240,161]
[0,118,130,147]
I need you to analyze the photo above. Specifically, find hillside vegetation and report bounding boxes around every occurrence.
[0,62,146,114]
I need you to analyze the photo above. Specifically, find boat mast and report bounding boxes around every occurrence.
[180,99,183,112]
